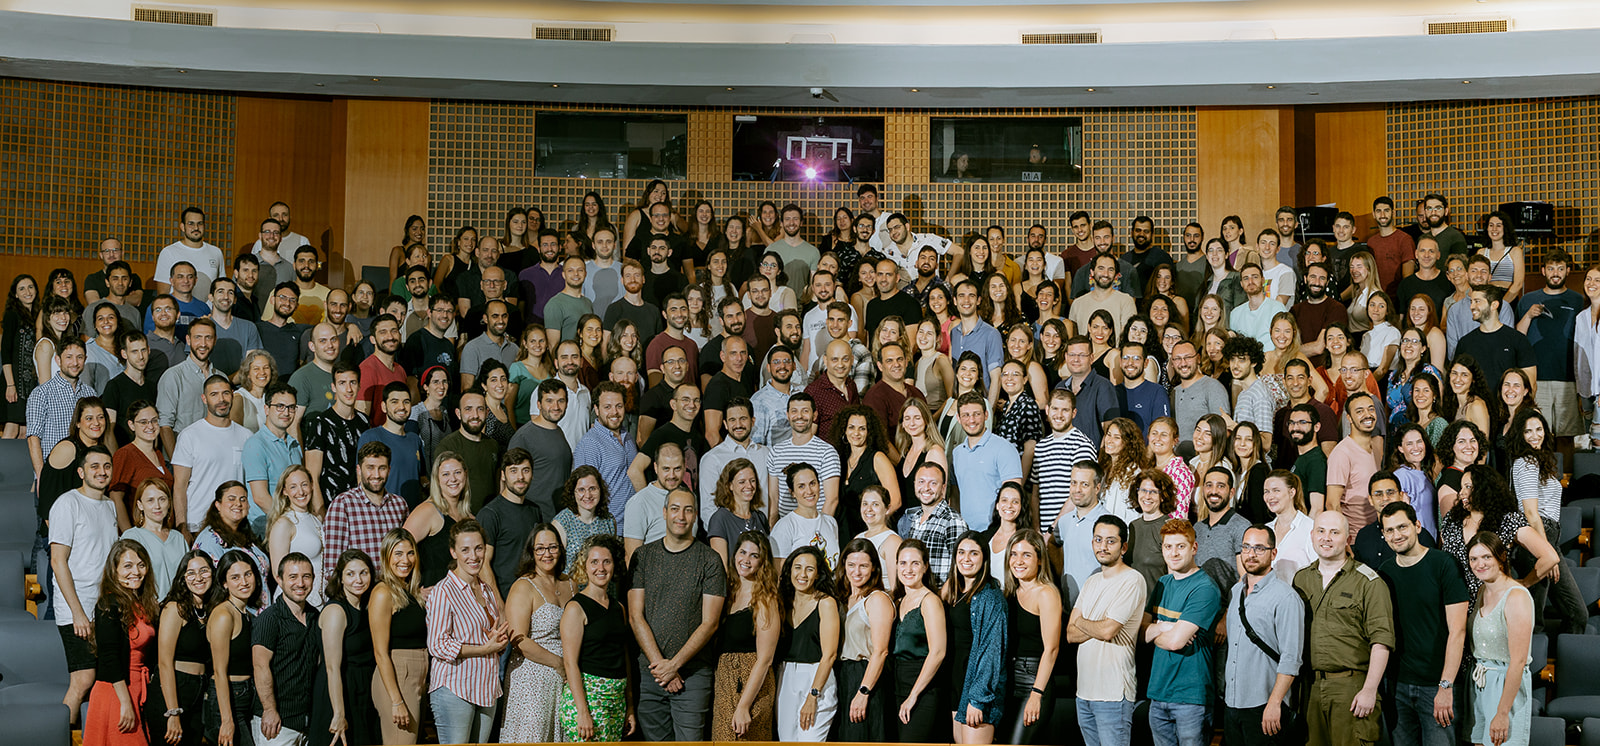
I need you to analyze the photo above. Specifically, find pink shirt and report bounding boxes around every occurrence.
[427,569,504,707]
[1327,437,1379,532]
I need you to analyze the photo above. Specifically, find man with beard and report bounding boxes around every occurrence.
[741,274,778,360]
[800,271,856,369]
[808,303,872,394]
[357,381,425,509]
[584,226,625,317]
[1025,223,1067,281]
[1516,249,1587,445]
[246,219,291,307]
[1061,211,1098,275]
[303,361,370,509]
[1170,341,1230,453]
[700,298,755,388]
[646,293,700,387]
[255,283,305,379]
[474,447,546,598]
[99,331,158,446]
[1222,524,1305,746]
[1069,253,1137,336]
[1170,222,1207,303]
[1226,336,1276,453]
[768,205,818,298]
[321,440,408,577]
[146,261,210,339]
[279,245,330,325]
[749,344,797,446]
[897,461,967,586]
[1455,283,1535,391]
[156,316,218,453]
[1193,466,1250,588]
[244,382,302,535]
[865,257,921,335]
[910,245,952,309]
[84,237,146,309]
[1419,193,1468,259]
[1367,197,1415,295]
[642,236,689,309]
[1395,237,1453,317]
[1229,264,1288,351]
[862,342,924,436]
[398,265,435,336]
[27,339,94,484]
[698,397,769,520]
[459,299,517,391]
[880,213,951,287]
[771,309,808,389]
[552,340,594,449]
[154,206,225,298]
[1374,501,1465,746]
[356,314,406,425]
[250,551,321,746]
[1114,342,1168,435]
[1070,221,1140,300]
[438,389,502,510]
[1032,389,1097,536]
[603,259,664,345]
[575,381,638,524]
[83,256,143,330]
[461,265,524,341]
[47,445,118,723]
[255,201,311,254]
[625,200,685,266]
[1291,264,1346,358]
[1272,360,1338,469]
[289,322,342,419]
[1325,393,1383,533]
[1058,334,1119,445]
[1292,512,1393,746]
[1123,215,1171,293]
[508,378,572,518]
[1327,212,1366,299]
[171,375,252,532]
[205,277,259,377]
[401,294,460,401]
[766,393,841,523]
[1273,206,1303,268]
[702,336,754,447]
[456,234,504,317]
[1068,515,1147,746]
[1443,255,1514,358]
[632,382,708,493]
[1285,404,1329,515]
[518,229,565,322]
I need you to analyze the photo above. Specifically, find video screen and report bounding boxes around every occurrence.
[930,117,1084,183]
[534,112,687,180]
[732,116,885,183]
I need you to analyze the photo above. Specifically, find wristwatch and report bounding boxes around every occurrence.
[809,688,822,698]
[1438,680,1453,690]
[858,685,871,696]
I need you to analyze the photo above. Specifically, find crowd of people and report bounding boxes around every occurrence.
[6,181,1599,746]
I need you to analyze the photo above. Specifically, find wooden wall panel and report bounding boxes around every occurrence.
[328,99,430,287]
[233,96,333,263]
[1312,105,1387,234]
[1196,107,1296,242]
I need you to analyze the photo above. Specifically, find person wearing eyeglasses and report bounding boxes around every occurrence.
[1222,523,1305,746]
[243,381,304,539]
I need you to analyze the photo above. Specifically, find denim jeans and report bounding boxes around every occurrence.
[430,686,498,744]
[1148,700,1208,746]
[1391,682,1454,746]
[1076,698,1136,746]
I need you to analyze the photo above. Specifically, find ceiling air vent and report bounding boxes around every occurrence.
[1022,31,1101,45]
[132,5,216,26]
[1427,19,1510,35]
[534,26,614,42]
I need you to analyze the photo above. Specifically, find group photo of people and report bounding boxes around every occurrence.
[8,180,1600,746]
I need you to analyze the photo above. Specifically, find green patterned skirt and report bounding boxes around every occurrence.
[558,673,628,742]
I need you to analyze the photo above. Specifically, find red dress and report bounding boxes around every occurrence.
[83,611,155,746]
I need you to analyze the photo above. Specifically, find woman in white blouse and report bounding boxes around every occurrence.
[1263,469,1313,581]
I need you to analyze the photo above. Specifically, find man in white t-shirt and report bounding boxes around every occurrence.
[155,206,226,298]
[48,445,118,725]
[1256,230,1297,306]
[248,201,310,256]
[769,462,840,569]
[172,374,253,532]
[1067,514,1148,746]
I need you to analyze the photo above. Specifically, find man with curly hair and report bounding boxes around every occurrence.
[1225,335,1275,454]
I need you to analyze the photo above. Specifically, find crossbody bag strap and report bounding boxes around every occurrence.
[1236,586,1280,663]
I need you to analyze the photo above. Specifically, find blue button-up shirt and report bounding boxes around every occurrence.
[572,422,638,530]
[749,382,793,447]
[25,374,94,458]
[950,320,1004,379]
[951,431,1023,532]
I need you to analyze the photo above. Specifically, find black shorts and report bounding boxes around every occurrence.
[58,624,95,673]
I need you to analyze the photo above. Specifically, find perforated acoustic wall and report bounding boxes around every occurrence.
[0,78,236,263]
[1387,97,1600,266]
[427,101,1197,261]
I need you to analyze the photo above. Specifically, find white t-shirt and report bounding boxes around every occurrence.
[769,511,840,569]
[802,305,859,370]
[49,489,118,623]
[1361,321,1401,371]
[171,418,252,530]
[623,484,668,545]
[1261,262,1297,304]
[1074,567,1148,702]
[155,241,227,298]
[250,232,309,255]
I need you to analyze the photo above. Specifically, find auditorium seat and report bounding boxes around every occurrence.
[0,702,68,746]
[1567,567,1600,634]
[0,550,31,620]
[1545,634,1600,724]
[0,495,34,565]
[1531,715,1566,746]
[0,440,30,488]
[0,618,68,709]
[1580,716,1600,746]
[1534,632,1552,714]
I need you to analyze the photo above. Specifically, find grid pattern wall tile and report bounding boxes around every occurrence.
[1387,97,1600,267]
[428,101,1196,259]
[0,78,235,263]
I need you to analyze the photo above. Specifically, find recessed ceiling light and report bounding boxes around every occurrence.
[314,83,325,87]
[725,87,734,91]
[370,77,379,81]
[551,84,559,88]
[909,88,919,92]
[178,69,187,73]
[1086,88,1096,92]
[1266,85,1275,89]
[1462,80,1471,84]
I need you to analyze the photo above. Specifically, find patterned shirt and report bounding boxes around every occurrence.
[25,374,94,458]
[573,423,638,531]
[897,499,969,587]
[1159,456,1197,519]
[303,408,369,499]
[321,487,408,581]
[767,434,842,519]
[1033,427,1097,529]
[803,375,858,449]
[427,569,504,707]
[749,383,794,446]
[994,390,1044,466]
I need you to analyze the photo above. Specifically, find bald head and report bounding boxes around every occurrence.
[1311,510,1349,562]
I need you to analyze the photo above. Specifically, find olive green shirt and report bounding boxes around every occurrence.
[1292,558,1395,674]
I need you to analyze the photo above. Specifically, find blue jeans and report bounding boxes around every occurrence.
[1392,682,1454,746]
[1148,700,1208,746]
[430,686,498,744]
[1076,698,1136,746]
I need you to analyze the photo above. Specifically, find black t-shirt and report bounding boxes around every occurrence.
[1354,521,1436,575]
[703,372,751,415]
[1378,548,1469,686]
[84,268,145,304]
[698,335,760,389]
[865,290,923,338]
[476,495,547,599]
[1454,325,1535,393]
[626,231,687,265]
[101,372,158,446]
[643,267,688,309]
[639,381,676,426]
[1395,271,1454,316]
[603,299,663,343]
[639,421,708,487]
[256,320,307,379]
[401,329,460,392]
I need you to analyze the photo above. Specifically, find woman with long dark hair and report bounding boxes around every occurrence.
[112,401,170,521]
[1448,355,1494,436]
[1438,465,1560,600]
[40,397,120,530]
[981,481,1032,585]
[309,549,379,746]
[776,545,840,741]
[434,225,478,292]
[622,180,680,248]
[387,215,427,286]
[999,529,1062,745]
[749,201,780,248]
[153,550,213,746]
[833,406,900,541]
[1435,420,1486,518]
[891,539,946,741]
[574,191,612,243]
[503,524,576,743]
[713,532,781,741]
[191,482,268,606]
[83,539,160,746]
[2,273,40,437]
[832,537,894,741]
[1387,423,1439,540]
[940,531,1006,745]
[1404,371,1453,448]
[205,549,263,746]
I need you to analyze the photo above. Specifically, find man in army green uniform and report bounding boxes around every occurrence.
[1292,510,1394,746]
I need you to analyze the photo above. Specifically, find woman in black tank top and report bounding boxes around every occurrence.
[310,549,380,746]
[775,546,839,742]
[204,550,261,746]
[153,550,215,746]
[371,528,427,745]
[711,531,781,741]
[998,530,1065,745]
[558,534,634,742]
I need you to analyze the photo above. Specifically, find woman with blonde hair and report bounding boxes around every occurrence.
[707,458,768,565]
[1263,312,1328,401]
[121,478,187,598]
[1342,249,1382,335]
[508,323,555,423]
[1187,414,1233,503]
[401,451,473,590]
[1099,417,1153,524]
[713,532,783,740]
[896,398,947,515]
[913,319,955,416]
[231,349,278,432]
[370,528,427,744]
[1188,293,1230,349]
[266,464,324,606]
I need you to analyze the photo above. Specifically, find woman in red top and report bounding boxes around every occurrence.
[84,539,160,746]
[111,401,171,527]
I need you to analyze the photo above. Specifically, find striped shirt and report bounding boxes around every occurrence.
[427,569,504,707]
[1033,427,1097,529]
[767,434,841,519]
